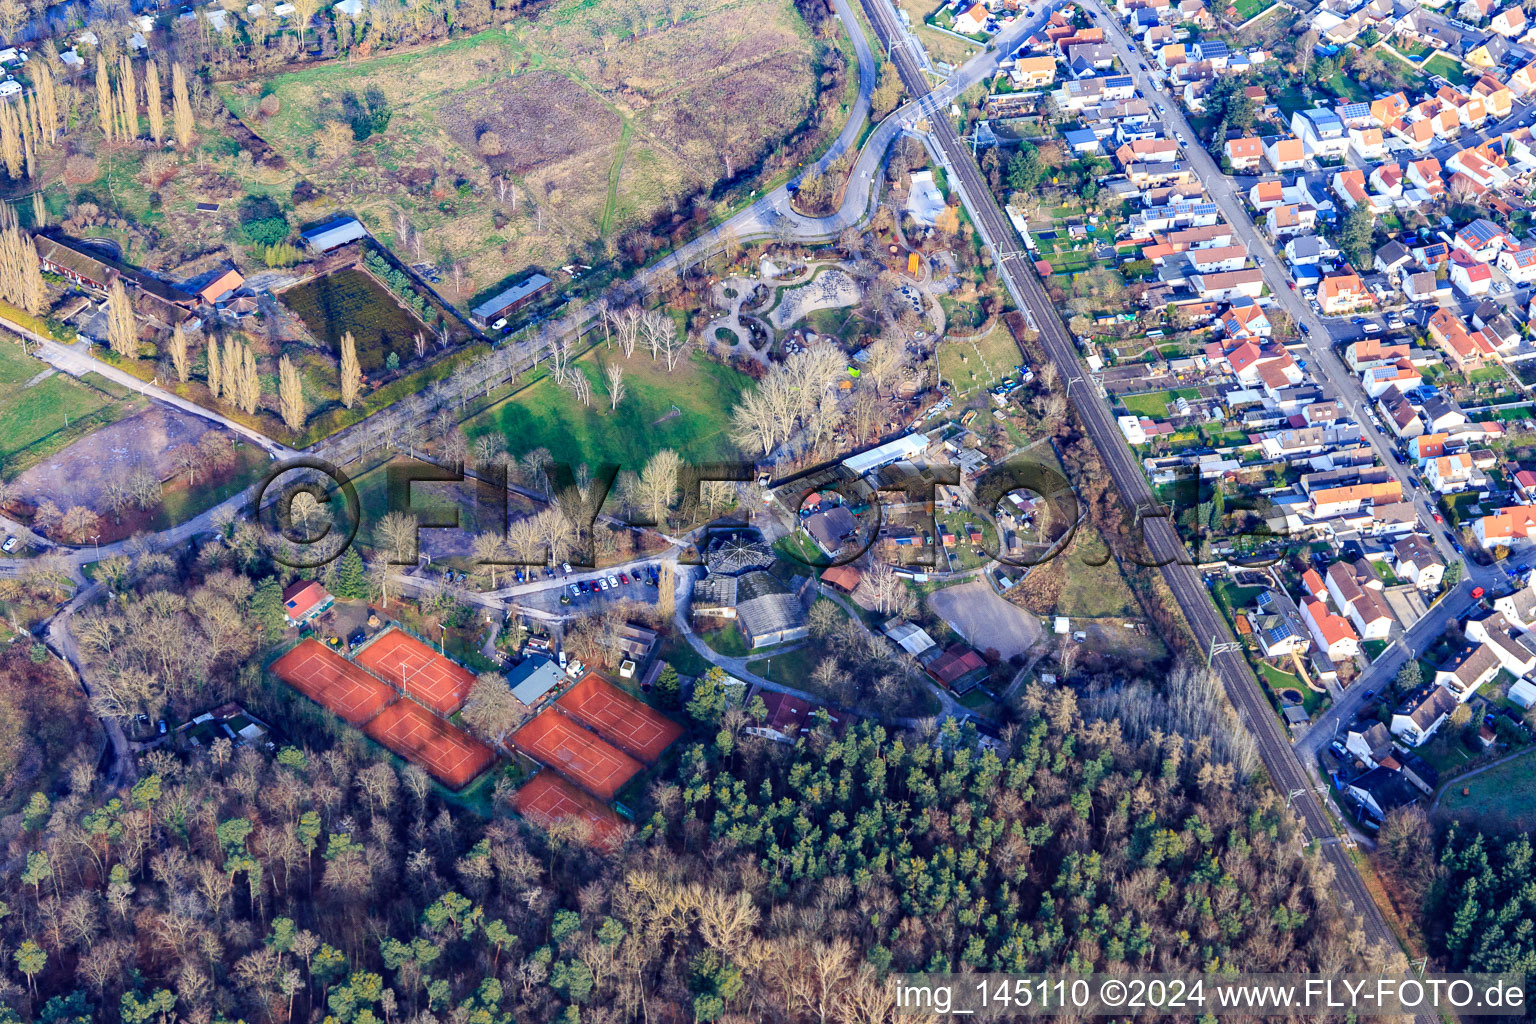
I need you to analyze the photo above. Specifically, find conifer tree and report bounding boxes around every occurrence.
[333,547,368,599]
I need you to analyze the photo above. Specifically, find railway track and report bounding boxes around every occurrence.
[855,0,1422,981]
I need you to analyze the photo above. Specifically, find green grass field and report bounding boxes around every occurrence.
[0,341,129,474]
[156,445,271,528]
[747,645,821,688]
[1434,749,1536,833]
[1424,54,1470,86]
[1325,70,1371,103]
[1229,0,1275,21]
[937,321,1021,395]
[349,457,490,553]
[1059,526,1139,619]
[1120,388,1199,420]
[463,350,752,470]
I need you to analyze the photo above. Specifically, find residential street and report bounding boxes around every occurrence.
[1295,580,1481,759]
[1085,0,1502,590]
[853,0,1435,990]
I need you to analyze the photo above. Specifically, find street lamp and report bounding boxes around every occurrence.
[91,534,99,559]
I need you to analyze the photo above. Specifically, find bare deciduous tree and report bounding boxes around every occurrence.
[604,362,625,411]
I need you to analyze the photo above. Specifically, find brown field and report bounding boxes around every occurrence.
[437,71,621,176]
[221,0,819,303]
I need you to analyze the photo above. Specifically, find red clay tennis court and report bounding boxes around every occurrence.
[363,699,496,789]
[556,675,683,763]
[355,628,478,715]
[271,640,397,726]
[512,772,623,847]
[512,709,642,800]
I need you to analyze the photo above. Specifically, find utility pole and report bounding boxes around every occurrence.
[1206,636,1242,666]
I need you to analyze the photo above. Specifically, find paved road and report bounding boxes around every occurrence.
[1088,8,1500,592]
[30,335,298,459]
[43,580,135,787]
[651,7,1045,272]
[1295,581,1481,759]
[855,0,1423,972]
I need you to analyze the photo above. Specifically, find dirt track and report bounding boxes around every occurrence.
[12,406,219,508]
[928,580,1043,660]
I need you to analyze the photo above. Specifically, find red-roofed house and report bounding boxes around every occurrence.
[925,644,990,692]
[1497,246,1536,283]
[1301,596,1361,661]
[282,581,334,627]
[1451,258,1494,297]
[1225,136,1264,170]
[1371,92,1409,125]
[1514,469,1536,500]
[1428,307,1492,372]
[1332,168,1370,209]
[1301,567,1327,602]
[199,268,245,305]
[1475,506,1536,550]
[1319,269,1373,314]
[749,690,842,742]
[1249,179,1285,209]
[1264,137,1306,172]
[1493,5,1527,36]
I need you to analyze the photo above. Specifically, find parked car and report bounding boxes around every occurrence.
[0,536,16,553]
[607,574,619,588]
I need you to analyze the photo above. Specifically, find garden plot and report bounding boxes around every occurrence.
[769,268,862,330]
[280,268,433,373]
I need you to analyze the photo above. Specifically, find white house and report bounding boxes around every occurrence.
[1391,686,1460,746]
[1392,534,1445,590]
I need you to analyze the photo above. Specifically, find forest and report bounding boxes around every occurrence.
[0,636,1396,1023]
[1423,825,1536,980]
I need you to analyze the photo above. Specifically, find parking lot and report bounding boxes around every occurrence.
[505,562,663,617]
